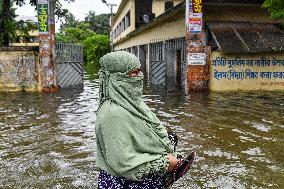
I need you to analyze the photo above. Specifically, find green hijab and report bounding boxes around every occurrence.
[96,51,174,181]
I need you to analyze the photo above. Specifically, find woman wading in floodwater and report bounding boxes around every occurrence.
[95,51,195,189]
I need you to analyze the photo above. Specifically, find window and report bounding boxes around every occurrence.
[165,1,174,11]
[113,10,131,39]
[125,11,130,28]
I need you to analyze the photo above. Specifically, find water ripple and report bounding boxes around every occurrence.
[0,77,283,188]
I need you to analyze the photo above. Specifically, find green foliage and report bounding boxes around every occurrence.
[0,0,74,46]
[56,22,94,43]
[85,11,111,35]
[15,20,37,42]
[85,61,100,80]
[56,13,111,66]
[59,13,78,31]
[263,0,284,21]
[0,0,2,13]
[83,34,110,64]
[83,34,110,80]
[0,0,17,46]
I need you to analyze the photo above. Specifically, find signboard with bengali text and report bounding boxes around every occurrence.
[188,53,206,65]
[186,0,203,33]
[210,51,284,91]
[37,0,49,34]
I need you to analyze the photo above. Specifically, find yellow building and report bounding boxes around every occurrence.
[10,30,39,47]
[10,16,39,47]
[111,0,284,92]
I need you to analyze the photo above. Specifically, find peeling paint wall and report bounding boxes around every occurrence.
[0,49,41,92]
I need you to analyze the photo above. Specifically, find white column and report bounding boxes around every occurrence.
[146,43,150,79]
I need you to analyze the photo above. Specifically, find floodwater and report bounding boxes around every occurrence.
[0,70,283,189]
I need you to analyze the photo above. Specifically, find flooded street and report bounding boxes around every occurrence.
[0,72,283,188]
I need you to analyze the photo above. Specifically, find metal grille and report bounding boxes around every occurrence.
[150,42,166,86]
[149,38,186,91]
[181,46,186,91]
[165,37,185,50]
[165,38,186,91]
[56,43,84,88]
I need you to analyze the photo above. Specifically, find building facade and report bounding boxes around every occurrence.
[111,0,284,93]
[11,16,39,47]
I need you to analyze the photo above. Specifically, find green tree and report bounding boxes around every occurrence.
[56,18,110,66]
[263,0,284,21]
[0,0,74,46]
[56,21,95,43]
[0,0,17,46]
[13,19,37,43]
[85,11,111,35]
[59,12,78,31]
[83,34,110,64]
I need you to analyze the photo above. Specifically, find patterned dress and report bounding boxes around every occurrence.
[97,133,178,189]
[98,170,165,189]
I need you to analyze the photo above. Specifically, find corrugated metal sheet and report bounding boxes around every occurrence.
[207,21,284,54]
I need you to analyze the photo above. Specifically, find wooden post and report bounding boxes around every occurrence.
[37,0,58,93]
[185,0,209,94]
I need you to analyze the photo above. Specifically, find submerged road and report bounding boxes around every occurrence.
[0,72,283,188]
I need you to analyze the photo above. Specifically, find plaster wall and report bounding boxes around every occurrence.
[0,50,41,92]
[152,0,183,17]
[210,51,284,91]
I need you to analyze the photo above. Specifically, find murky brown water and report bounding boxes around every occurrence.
[0,72,283,188]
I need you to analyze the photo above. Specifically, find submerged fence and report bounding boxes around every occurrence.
[56,43,84,88]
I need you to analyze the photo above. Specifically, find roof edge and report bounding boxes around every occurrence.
[114,1,185,46]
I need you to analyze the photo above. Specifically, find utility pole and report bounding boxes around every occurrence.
[37,0,58,92]
[102,0,117,52]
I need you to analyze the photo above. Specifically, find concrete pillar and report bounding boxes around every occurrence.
[185,0,209,94]
[166,50,178,92]
[146,43,150,79]
[137,45,140,58]
[138,45,146,74]
[37,0,58,93]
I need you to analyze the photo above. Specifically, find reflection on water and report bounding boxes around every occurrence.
[144,88,284,189]
[0,71,283,188]
[0,78,99,188]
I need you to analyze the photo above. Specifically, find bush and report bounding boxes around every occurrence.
[83,34,110,65]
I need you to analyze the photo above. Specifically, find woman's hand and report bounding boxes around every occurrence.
[167,154,178,172]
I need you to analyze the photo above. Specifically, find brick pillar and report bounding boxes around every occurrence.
[186,33,210,92]
[37,0,58,93]
[185,0,210,94]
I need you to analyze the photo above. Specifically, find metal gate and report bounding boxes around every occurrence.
[150,38,186,90]
[164,38,186,91]
[150,42,166,86]
[56,43,84,88]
